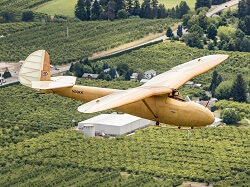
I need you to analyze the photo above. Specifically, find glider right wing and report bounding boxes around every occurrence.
[78,54,229,113]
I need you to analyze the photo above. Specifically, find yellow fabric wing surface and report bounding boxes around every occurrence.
[78,54,228,113]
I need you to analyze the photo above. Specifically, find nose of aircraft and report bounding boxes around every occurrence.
[206,109,215,125]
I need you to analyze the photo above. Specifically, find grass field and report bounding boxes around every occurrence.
[34,0,196,17]
[34,0,77,17]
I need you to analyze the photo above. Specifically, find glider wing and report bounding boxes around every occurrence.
[78,54,228,113]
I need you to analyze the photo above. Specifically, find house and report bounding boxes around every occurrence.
[144,70,156,79]
[103,68,119,78]
[184,81,194,87]
[209,117,223,127]
[194,83,202,88]
[130,73,138,81]
[140,79,149,83]
[198,98,218,110]
[82,73,99,79]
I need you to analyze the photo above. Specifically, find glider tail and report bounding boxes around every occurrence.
[18,50,76,91]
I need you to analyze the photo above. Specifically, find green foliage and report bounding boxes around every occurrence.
[232,74,247,102]
[209,71,222,96]
[215,81,233,100]
[166,26,173,37]
[0,127,249,186]
[217,26,236,42]
[94,42,250,85]
[184,33,204,49]
[0,0,52,10]
[213,100,250,119]
[21,10,34,22]
[117,9,128,19]
[207,24,217,40]
[195,0,211,10]
[177,25,183,37]
[221,108,241,124]
[0,80,140,147]
[190,24,204,38]
[0,18,176,64]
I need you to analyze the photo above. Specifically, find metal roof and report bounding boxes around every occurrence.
[79,114,143,126]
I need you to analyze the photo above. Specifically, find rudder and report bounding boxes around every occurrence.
[19,50,51,87]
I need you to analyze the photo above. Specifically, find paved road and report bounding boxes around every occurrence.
[206,0,239,17]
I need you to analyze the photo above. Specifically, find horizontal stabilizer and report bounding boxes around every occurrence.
[32,76,76,90]
[78,86,172,113]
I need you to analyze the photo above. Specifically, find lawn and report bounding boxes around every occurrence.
[34,0,196,17]
[34,0,77,17]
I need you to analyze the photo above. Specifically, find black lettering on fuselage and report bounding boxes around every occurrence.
[72,90,83,94]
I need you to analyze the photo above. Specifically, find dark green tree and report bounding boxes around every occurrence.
[184,33,203,49]
[69,62,74,72]
[238,0,247,18]
[1,11,15,22]
[22,11,34,22]
[115,0,125,13]
[117,9,128,19]
[117,63,129,75]
[232,74,247,102]
[133,0,141,16]
[126,0,133,15]
[102,62,109,70]
[166,27,173,37]
[75,0,87,21]
[157,4,167,18]
[152,0,158,18]
[107,0,116,20]
[195,0,211,10]
[209,70,222,96]
[177,25,183,37]
[108,67,117,78]
[240,37,250,52]
[140,0,152,18]
[207,24,217,40]
[91,0,102,20]
[179,1,190,18]
[83,58,91,67]
[86,0,91,20]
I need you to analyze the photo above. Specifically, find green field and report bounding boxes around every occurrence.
[94,42,250,85]
[0,18,176,64]
[34,0,77,17]
[154,0,196,9]
[33,0,196,17]
[0,126,249,186]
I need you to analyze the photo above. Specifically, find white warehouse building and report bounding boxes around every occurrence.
[78,114,152,136]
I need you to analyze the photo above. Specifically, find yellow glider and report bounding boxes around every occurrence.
[19,50,228,128]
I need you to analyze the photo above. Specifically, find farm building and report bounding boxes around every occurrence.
[78,114,152,136]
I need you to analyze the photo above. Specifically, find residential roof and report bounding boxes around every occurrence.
[145,70,156,74]
[185,81,194,85]
[79,114,144,126]
[140,79,149,83]
[82,73,99,79]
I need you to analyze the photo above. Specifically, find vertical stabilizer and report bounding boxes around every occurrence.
[19,50,51,87]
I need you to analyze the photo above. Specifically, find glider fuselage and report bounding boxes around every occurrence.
[50,85,214,127]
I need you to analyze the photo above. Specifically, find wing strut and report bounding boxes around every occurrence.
[142,99,158,119]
